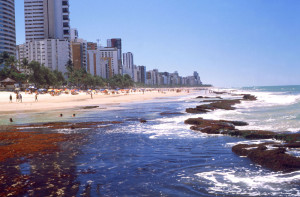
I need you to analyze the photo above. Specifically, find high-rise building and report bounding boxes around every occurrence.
[107,38,122,74]
[0,0,16,56]
[70,28,78,41]
[122,52,134,78]
[24,39,70,74]
[71,39,87,70]
[24,0,70,41]
[86,47,118,79]
[137,66,146,84]
[70,28,87,70]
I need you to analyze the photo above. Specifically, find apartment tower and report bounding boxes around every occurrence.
[24,0,70,41]
[107,38,122,74]
[0,0,16,55]
[122,52,134,78]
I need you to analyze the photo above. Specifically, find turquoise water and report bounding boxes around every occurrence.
[201,85,300,132]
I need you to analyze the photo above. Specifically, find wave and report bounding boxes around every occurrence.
[194,168,300,196]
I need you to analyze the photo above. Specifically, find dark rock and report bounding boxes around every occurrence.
[196,96,210,99]
[186,99,242,114]
[185,118,236,134]
[232,143,300,172]
[82,106,99,109]
[186,107,211,113]
[16,121,123,130]
[139,119,147,123]
[213,91,227,94]
[228,130,276,139]
[242,94,257,101]
[224,120,248,126]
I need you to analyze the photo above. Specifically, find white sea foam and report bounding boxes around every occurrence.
[194,168,300,196]
[235,91,300,108]
[225,139,281,148]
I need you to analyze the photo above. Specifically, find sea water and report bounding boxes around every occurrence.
[1,86,300,196]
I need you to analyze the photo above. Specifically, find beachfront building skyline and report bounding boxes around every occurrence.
[24,0,70,41]
[0,0,16,56]
[122,52,134,79]
[12,1,204,86]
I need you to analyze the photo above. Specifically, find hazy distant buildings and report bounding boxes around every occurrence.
[0,0,16,56]
[107,38,122,74]
[24,0,70,41]
[122,52,134,78]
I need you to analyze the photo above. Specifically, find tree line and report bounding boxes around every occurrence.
[0,52,134,89]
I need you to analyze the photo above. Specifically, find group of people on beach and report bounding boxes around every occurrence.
[10,93,22,103]
[9,92,38,103]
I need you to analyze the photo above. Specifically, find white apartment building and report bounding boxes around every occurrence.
[99,47,118,78]
[86,47,118,79]
[21,39,70,74]
[24,0,70,41]
[0,0,16,55]
[122,52,134,78]
[16,44,25,62]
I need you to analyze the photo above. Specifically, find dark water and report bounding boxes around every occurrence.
[2,92,300,196]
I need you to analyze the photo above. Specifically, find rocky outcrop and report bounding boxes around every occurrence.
[232,143,300,172]
[184,118,248,134]
[186,99,241,114]
[185,116,300,172]
[242,94,257,100]
[15,121,123,130]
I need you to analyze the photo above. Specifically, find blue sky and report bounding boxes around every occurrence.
[15,0,300,87]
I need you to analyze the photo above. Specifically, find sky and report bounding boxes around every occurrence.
[15,0,300,87]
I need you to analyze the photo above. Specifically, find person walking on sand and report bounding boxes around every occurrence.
[19,94,22,103]
[16,93,18,102]
[35,93,38,102]
[91,92,93,99]
[9,94,12,103]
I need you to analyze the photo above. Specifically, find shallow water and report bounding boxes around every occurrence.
[1,89,300,196]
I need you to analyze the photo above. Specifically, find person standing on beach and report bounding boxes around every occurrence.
[35,93,38,102]
[16,93,18,102]
[91,92,93,99]
[19,94,22,103]
[9,94,12,103]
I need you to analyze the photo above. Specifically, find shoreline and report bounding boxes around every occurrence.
[0,89,192,115]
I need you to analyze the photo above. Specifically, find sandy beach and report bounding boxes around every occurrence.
[0,89,190,114]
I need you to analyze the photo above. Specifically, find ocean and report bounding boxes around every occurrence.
[2,86,300,196]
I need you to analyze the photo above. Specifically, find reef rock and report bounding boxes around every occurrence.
[232,143,300,172]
